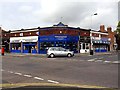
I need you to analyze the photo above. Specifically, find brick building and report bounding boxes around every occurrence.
[3,22,115,54]
[0,27,10,52]
[99,25,116,51]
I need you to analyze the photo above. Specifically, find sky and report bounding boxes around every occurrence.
[0,0,119,31]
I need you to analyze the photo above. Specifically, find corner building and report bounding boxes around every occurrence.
[9,22,114,54]
[10,22,81,54]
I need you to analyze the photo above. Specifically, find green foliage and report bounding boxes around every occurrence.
[116,21,120,35]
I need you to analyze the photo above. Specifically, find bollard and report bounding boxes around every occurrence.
[1,47,4,56]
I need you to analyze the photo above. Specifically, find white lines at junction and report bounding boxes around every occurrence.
[34,77,44,81]
[2,69,59,84]
[48,80,59,84]
[14,72,22,76]
[23,74,32,78]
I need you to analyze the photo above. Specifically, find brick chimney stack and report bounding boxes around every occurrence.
[100,25,105,32]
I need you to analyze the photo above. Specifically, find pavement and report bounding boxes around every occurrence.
[2,51,116,56]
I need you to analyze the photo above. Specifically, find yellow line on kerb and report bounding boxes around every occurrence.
[0,83,107,89]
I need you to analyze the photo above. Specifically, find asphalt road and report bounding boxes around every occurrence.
[1,52,119,89]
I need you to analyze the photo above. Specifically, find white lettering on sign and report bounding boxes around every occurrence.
[55,36,67,38]
[55,36,67,40]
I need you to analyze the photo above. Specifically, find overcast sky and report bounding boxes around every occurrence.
[0,0,119,31]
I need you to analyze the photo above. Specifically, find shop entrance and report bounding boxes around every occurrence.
[80,43,90,53]
[23,43,37,53]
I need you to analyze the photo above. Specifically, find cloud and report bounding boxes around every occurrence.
[19,5,33,13]
[0,0,118,31]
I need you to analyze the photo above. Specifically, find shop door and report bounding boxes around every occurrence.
[23,44,36,53]
[28,46,32,53]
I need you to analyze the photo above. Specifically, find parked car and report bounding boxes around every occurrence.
[47,47,74,58]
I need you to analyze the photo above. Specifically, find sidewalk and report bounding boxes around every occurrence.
[3,51,118,57]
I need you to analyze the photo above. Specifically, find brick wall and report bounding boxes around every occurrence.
[100,25,115,51]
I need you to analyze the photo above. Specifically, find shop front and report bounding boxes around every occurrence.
[79,36,90,53]
[38,35,79,54]
[10,36,38,54]
[93,38,110,52]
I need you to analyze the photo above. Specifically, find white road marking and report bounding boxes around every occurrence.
[48,80,59,84]
[14,72,22,75]
[98,57,103,59]
[88,59,96,62]
[1,69,5,71]
[8,71,14,73]
[34,77,44,80]
[112,61,120,64]
[23,74,32,78]
[104,61,111,63]
[95,60,103,62]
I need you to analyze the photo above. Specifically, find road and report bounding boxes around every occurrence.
[1,52,119,89]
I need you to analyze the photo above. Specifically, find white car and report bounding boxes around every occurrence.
[47,47,74,58]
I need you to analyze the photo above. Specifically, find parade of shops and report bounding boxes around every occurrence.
[0,22,115,54]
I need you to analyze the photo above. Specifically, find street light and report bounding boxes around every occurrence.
[91,13,97,29]
[90,13,98,55]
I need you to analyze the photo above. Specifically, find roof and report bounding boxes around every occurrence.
[9,22,91,33]
[53,22,68,27]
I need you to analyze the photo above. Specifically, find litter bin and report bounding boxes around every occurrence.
[90,50,94,55]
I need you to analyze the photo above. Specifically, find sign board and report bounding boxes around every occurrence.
[10,36,38,43]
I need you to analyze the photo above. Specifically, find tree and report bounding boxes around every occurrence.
[115,21,120,50]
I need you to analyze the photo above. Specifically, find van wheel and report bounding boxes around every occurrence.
[67,53,72,57]
[50,54,55,58]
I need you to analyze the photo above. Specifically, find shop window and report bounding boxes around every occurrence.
[11,43,21,50]
[40,42,54,50]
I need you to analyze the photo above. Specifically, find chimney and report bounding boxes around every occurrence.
[107,27,112,32]
[100,25,105,32]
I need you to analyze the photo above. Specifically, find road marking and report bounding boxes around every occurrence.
[95,60,103,62]
[104,61,111,63]
[8,71,14,74]
[14,72,22,76]
[34,77,44,80]
[1,69,5,71]
[23,74,32,78]
[48,80,59,84]
[98,57,103,59]
[87,59,96,62]
[112,61,120,64]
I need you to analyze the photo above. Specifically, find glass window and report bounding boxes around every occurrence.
[11,43,21,50]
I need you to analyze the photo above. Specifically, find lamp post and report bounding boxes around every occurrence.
[90,13,97,55]
[91,13,97,29]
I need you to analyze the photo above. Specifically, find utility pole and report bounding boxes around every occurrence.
[90,13,97,55]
